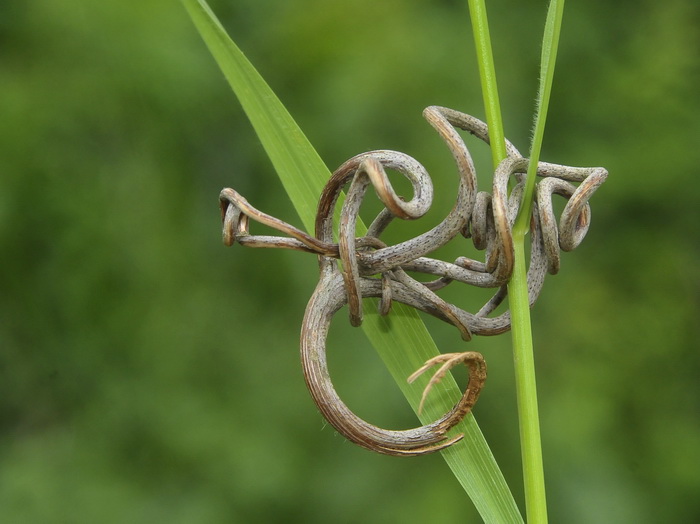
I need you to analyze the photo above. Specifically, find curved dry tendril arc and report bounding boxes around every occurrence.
[301,270,487,456]
[219,106,608,456]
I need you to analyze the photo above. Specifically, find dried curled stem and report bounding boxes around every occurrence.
[220,106,607,456]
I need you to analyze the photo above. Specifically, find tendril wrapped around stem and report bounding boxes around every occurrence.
[220,106,607,456]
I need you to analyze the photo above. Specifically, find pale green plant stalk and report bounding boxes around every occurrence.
[508,1,566,522]
[468,0,565,521]
[466,0,507,167]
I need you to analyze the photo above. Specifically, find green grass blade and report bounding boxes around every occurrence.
[507,1,566,522]
[182,0,325,232]
[514,0,565,235]
[183,1,522,521]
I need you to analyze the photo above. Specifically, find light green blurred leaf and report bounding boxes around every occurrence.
[183,1,522,521]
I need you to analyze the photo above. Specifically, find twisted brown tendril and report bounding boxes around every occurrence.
[220,106,607,456]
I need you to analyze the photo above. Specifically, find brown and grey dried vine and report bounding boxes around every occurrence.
[220,106,607,456]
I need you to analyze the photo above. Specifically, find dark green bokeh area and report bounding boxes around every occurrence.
[2,0,699,522]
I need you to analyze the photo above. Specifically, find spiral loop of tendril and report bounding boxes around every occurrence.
[220,106,607,455]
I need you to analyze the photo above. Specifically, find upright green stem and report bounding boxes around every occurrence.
[507,2,565,522]
[468,0,564,521]
[467,0,507,167]
[507,244,548,523]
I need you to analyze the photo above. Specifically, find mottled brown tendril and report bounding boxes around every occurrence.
[219,106,607,456]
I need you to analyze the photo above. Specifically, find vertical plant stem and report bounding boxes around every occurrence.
[465,3,540,521]
[507,242,547,523]
[468,0,564,520]
[508,1,565,522]
[466,0,507,167]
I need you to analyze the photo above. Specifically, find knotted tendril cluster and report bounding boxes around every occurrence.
[220,106,607,456]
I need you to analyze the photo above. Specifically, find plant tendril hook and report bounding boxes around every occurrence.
[219,106,607,455]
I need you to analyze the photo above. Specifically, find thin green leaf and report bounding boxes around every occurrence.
[507,1,566,522]
[183,1,522,522]
[514,0,566,235]
[182,0,326,232]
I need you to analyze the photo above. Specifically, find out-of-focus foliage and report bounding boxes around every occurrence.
[1,0,698,522]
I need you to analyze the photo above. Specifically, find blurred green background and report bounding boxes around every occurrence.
[2,0,699,522]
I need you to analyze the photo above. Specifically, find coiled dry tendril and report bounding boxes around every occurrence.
[220,106,607,456]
